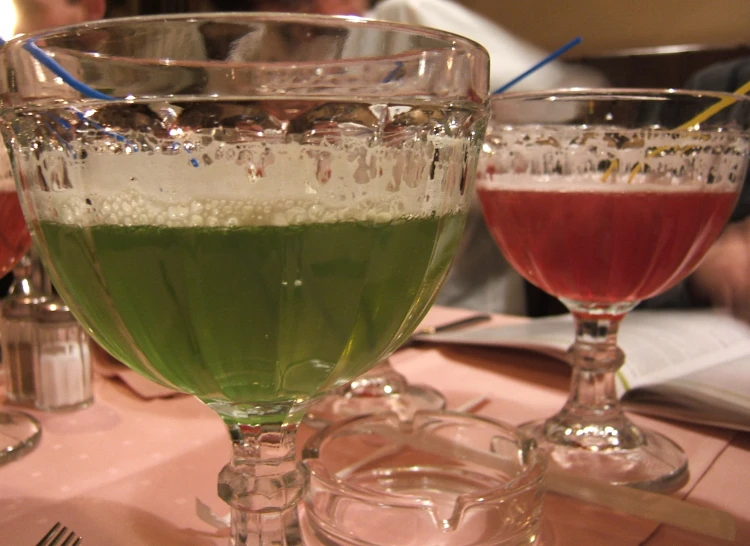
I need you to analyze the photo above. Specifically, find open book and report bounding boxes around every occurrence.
[415,310,750,432]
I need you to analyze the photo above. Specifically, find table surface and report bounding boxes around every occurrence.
[1,306,747,545]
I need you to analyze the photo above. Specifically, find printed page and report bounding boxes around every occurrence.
[622,356,750,432]
[613,311,750,391]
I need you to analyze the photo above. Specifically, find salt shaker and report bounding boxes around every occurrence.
[1,254,48,406]
[32,297,93,411]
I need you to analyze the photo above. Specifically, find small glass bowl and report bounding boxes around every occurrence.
[301,411,547,546]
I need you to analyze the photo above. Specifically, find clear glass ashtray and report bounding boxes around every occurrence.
[301,411,547,546]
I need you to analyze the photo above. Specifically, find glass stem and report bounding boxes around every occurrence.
[545,311,644,450]
[567,314,624,414]
[218,421,305,546]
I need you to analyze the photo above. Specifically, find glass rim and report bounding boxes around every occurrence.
[6,11,490,63]
[490,87,750,104]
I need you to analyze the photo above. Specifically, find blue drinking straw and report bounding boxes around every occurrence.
[0,37,115,100]
[493,36,583,95]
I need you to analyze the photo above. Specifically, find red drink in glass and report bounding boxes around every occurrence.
[478,183,737,304]
[0,188,31,277]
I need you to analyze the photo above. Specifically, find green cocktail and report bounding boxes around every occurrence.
[3,14,489,545]
[22,95,479,416]
[40,214,464,410]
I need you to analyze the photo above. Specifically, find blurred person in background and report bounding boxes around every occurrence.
[689,214,750,323]
[13,0,105,35]
[236,0,367,15]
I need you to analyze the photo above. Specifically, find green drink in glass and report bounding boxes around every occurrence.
[2,16,489,544]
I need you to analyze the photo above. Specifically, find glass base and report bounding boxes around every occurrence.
[520,420,689,492]
[304,383,446,429]
[0,410,42,464]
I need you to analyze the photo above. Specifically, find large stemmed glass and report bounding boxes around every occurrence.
[478,90,750,491]
[1,14,488,544]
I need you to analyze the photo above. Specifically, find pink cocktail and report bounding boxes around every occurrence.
[478,90,750,491]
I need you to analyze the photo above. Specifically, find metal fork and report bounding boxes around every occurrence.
[35,522,82,546]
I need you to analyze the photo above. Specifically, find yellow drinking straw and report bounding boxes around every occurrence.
[676,79,750,130]
[602,81,750,182]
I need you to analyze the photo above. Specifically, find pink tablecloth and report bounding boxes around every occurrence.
[1,306,747,545]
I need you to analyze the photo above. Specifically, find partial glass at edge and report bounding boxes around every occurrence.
[477,89,750,491]
[0,152,41,464]
[1,14,489,545]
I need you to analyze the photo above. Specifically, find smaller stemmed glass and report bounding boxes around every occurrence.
[477,89,750,491]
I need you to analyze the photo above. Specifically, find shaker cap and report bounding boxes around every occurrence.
[31,298,75,322]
